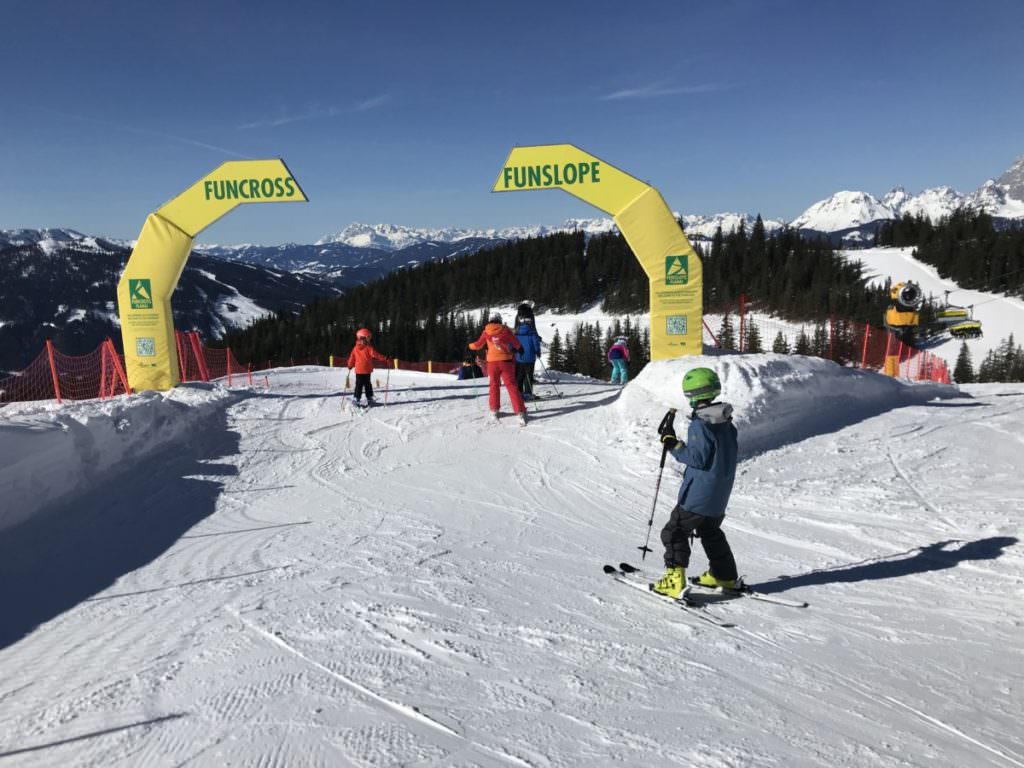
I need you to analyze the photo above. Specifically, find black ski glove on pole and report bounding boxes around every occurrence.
[657,408,677,437]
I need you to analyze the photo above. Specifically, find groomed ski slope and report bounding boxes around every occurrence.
[849,246,1024,362]
[1,355,1022,767]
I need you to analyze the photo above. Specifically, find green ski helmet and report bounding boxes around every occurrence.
[682,367,721,408]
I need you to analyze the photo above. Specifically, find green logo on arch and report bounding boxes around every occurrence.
[665,255,688,286]
[129,278,153,309]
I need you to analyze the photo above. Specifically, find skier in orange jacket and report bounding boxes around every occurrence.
[347,328,390,406]
[469,313,527,424]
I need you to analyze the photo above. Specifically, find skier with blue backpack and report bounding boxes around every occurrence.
[513,304,543,400]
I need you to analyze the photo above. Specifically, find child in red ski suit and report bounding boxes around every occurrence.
[347,328,390,405]
[468,313,526,419]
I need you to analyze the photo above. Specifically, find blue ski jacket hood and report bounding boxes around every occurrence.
[670,402,738,517]
[515,323,542,363]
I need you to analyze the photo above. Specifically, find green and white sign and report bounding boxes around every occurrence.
[129,278,153,309]
[665,255,689,286]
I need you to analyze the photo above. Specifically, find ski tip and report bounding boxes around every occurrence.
[602,564,617,574]
[619,562,640,573]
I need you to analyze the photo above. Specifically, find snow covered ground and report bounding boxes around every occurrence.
[847,246,1024,361]
[1,358,1022,767]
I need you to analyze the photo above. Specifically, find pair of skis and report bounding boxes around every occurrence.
[344,398,377,412]
[604,564,735,628]
[603,562,808,629]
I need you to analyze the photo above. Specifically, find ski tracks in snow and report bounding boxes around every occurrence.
[226,607,531,768]
[4,373,1023,766]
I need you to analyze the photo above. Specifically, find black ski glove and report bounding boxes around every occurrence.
[660,429,682,451]
[657,408,677,437]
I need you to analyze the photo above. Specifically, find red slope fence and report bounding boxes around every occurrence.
[2,309,950,406]
[0,338,130,405]
[712,294,951,384]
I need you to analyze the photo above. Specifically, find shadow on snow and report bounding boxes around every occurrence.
[751,536,1019,594]
[0,409,240,650]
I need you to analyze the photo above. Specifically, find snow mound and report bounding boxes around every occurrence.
[0,385,231,534]
[617,353,957,457]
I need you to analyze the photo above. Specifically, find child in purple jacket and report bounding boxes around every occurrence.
[608,336,630,384]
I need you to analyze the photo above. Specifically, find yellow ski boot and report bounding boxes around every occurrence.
[652,566,686,598]
[696,570,736,590]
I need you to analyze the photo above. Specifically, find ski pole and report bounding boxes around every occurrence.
[476,359,489,412]
[639,409,677,560]
[384,364,391,406]
[536,355,563,398]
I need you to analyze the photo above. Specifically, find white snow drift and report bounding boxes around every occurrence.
[0,385,230,534]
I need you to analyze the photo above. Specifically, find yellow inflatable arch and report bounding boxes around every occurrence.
[494,144,702,360]
[116,159,307,391]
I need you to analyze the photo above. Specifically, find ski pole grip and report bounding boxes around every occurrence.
[657,408,677,436]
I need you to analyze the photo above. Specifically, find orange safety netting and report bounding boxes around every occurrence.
[2,314,953,407]
[175,331,247,385]
[0,338,130,405]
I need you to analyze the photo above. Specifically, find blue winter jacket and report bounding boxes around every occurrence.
[514,323,542,364]
[670,402,738,517]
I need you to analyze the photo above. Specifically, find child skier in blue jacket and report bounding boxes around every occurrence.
[652,367,740,598]
[514,313,543,399]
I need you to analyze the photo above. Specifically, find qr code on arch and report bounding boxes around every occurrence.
[136,337,156,357]
[666,316,688,335]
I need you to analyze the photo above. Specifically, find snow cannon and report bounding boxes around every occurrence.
[884,281,923,343]
[893,281,924,312]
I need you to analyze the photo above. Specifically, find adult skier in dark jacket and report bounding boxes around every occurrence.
[514,316,543,399]
[652,367,740,598]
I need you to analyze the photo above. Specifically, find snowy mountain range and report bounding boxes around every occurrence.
[309,214,788,252]
[0,235,337,373]
[5,155,1021,275]
[791,156,1024,243]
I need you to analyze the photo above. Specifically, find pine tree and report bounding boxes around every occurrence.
[744,322,763,354]
[718,313,737,350]
[1010,339,1024,381]
[953,342,974,384]
[811,322,829,358]
[772,330,790,354]
[548,329,565,371]
[794,329,813,356]
[977,350,998,382]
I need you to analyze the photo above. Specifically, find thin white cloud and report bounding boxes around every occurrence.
[240,96,389,129]
[34,107,250,158]
[352,94,391,112]
[239,106,342,130]
[600,82,725,101]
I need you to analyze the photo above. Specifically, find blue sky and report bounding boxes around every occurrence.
[1,0,1022,244]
